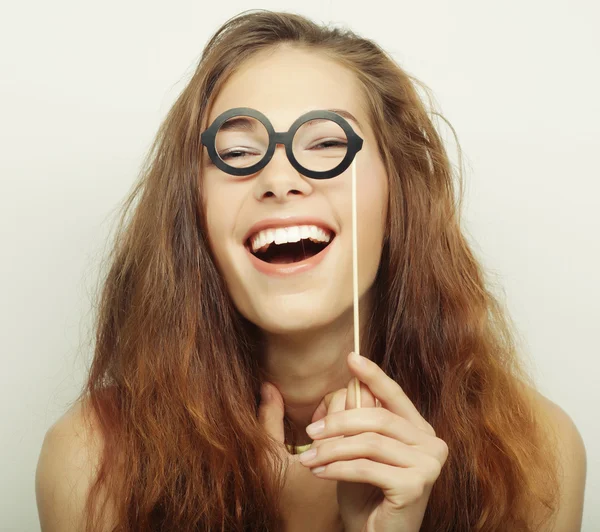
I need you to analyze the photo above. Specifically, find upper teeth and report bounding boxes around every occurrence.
[249,225,332,254]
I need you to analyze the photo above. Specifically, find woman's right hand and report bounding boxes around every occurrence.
[258,383,347,532]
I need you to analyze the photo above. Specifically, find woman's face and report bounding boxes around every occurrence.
[201,46,388,335]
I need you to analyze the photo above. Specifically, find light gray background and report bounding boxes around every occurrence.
[1,1,598,530]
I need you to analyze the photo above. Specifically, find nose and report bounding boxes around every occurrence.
[253,144,313,202]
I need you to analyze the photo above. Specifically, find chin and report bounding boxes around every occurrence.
[245,300,342,336]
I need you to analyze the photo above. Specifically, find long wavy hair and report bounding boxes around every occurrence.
[77,9,560,531]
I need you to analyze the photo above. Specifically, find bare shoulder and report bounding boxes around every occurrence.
[526,386,587,530]
[35,397,116,531]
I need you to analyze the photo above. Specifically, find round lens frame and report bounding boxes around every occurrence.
[200,107,364,179]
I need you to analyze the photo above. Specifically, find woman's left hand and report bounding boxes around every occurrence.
[299,351,449,532]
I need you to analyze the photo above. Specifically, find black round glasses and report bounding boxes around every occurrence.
[200,107,364,180]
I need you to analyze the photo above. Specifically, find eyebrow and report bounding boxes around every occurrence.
[218,116,257,132]
[325,109,362,130]
[215,108,363,133]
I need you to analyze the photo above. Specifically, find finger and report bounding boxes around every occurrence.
[310,459,432,506]
[307,407,428,447]
[345,377,377,410]
[346,352,433,434]
[257,382,285,444]
[308,388,347,451]
[311,388,347,423]
[298,431,427,470]
[327,388,348,415]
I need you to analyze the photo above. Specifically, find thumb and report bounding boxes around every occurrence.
[311,387,348,424]
[257,382,285,444]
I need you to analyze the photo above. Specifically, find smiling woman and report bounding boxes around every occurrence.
[35,8,585,532]
[200,50,387,335]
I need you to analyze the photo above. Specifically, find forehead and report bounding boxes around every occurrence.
[206,46,367,133]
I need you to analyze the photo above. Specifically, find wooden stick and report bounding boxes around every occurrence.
[351,157,361,409]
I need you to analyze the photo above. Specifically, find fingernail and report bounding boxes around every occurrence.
[306,419,325,436]
[311,466,326,474]
[351,351,366,366]
[299,448,317,463]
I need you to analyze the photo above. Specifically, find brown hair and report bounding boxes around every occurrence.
[77,9,560,531]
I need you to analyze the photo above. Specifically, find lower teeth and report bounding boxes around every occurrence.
[269,254,311,264]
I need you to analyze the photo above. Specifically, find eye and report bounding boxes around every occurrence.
[218,148,263,161]
[310,139,348,150]
[219,149,249,160]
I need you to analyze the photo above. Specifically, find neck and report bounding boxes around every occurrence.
[258,294,372,445]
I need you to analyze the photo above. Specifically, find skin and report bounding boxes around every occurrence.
[201,44,388,444]
[35,46,587,531]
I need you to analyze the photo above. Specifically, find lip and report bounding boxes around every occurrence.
[245,235,336,277]
[242,216,336,245]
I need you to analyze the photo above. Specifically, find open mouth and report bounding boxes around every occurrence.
[245,235,335,264]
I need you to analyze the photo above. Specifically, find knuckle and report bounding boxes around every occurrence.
[424,457,442,481]
[365,432,383,453]
[375,408,390,425]
[356,458,371,476]
[323,417,334,434]
[435,437,449,463]
[326,389,347,413]
[408,472,427,499]
[425,422,437,437]
[328,438,343,456]
[418,419,436,437]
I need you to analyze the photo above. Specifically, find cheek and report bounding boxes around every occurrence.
[202,176,236,258]
[349,157,388,295]
[356,158,388,245]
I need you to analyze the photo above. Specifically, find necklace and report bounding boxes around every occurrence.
[285,442,313,455]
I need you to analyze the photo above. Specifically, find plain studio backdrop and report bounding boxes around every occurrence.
[1,1,598,530]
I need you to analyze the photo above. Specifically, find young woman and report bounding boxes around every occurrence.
[35,10,586,532]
